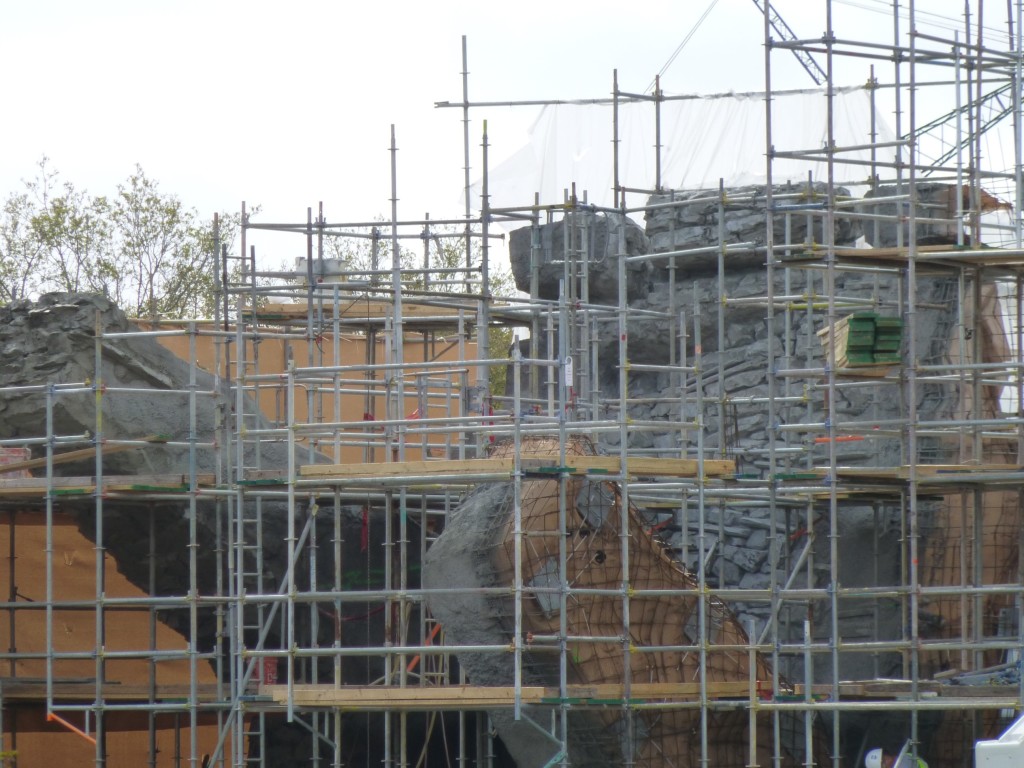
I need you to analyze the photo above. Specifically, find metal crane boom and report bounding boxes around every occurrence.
[751,0,827,86]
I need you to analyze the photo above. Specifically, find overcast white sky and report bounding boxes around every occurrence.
[0,1,1014,245]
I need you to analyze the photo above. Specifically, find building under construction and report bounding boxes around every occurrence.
[1,2,1024,766]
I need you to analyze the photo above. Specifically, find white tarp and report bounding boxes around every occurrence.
[473,86,896,211]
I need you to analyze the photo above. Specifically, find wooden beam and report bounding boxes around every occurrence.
[252,300,476,322]
[266,300,457,318]
[263,682,753,710]
[785,244,1024,270]
[0,679,223,702]
[299,456,735,481]
[261,679,1023,711]
[532,456,735,478]
[0,435,168,475]
[300,458,508,480]
[0,473,215,499]
[800,464,1024,484]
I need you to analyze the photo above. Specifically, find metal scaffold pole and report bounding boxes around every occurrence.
[4,8,1024,767]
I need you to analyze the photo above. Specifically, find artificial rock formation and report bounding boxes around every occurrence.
[0,295,233,609]
[508,212,652,304]
[424,435,818,767]
[0,293,404,766]
[506,188,946,645]
[0,293,270,474]
[494,184,1005,765]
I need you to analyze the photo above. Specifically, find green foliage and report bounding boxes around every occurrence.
[0,158,239,318]
[0,191,46,301]
[0,159,517,396]
[25,159,112,297]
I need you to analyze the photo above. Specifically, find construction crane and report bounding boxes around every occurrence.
[751,0,828,86]
[650,1,825,92]
[911,82,1015,174]
[750,0,1011,180]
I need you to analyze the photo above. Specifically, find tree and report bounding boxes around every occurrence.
[17,157,111,297]
[172,211,245,319]
[110,166,196,316]
[0,192,46,302]
[0,159,516,400]
[32,185,112,295]
[0,159,240,319]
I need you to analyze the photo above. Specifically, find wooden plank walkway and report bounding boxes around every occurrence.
[795,464,1024,487]
[299,456,735,481]
[260,679,1024,711]
[0,474,216,498]
[263,682,754,710]
[783,244,1024,270]
[0,678,224,702]
[0,434,168,476]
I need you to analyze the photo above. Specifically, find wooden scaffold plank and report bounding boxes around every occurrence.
[298,456,735,481]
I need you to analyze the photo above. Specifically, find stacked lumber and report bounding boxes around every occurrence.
[818,312,903,368]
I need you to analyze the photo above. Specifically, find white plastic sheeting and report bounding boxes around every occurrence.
[473,86,895,211]
[975,712,1024,767]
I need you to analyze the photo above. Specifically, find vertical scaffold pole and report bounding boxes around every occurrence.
[286,360,297,724]
[94,310,107,768]
[616,197,634,766]
[45,384,54,716]
[692,287,709,768]
[512,346,524,720]
[760,1,784,758]
[391,122,411,768]
[188,321,200,766]
[824,3,841,765]
[907,0,922,756]
[479,119,491,407]
[557,274,570,766]
[462,36,473,297]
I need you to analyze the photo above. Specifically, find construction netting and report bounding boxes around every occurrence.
[472,87,894,212]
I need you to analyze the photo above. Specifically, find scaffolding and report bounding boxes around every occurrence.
[0,1,1023,766]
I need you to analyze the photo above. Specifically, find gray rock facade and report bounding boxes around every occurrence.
[502,187,963,687]
[509,210,652,304]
